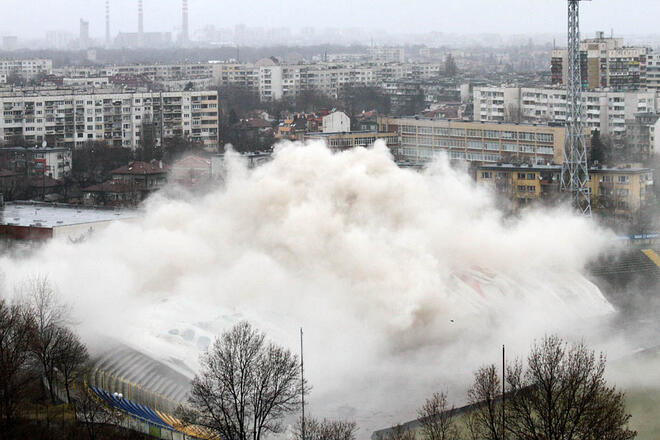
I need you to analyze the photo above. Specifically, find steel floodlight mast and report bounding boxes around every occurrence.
[560,0,592,216]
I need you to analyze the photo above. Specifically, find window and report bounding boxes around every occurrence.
[601,175,613,183]
[484,130,499,139]
[502,143,517,152]
[517,173,526,179]
[617,188,629,197]
[617,175,630,184]
[527,186,535,192]
[481,171,493,179]
[485,142,499,151]
[517,185,526,192]
[527,173,536,180]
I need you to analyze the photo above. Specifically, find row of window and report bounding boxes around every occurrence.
[401,125,554,143]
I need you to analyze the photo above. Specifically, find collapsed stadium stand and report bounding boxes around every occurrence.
[87,385,215,439]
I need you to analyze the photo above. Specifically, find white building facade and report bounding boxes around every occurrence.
[0,89,219,149]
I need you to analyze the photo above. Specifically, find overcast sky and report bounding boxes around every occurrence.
[2,0,659,40]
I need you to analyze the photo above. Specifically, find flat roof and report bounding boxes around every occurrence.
[0,202,137,228]
[304,130,391,137]
[479,164,652,173]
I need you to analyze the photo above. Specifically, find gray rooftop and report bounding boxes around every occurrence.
[0,202,137,228]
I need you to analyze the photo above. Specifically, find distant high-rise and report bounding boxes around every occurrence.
[105,0,111,47]
[138,0,144,47]
[181,0,190,44]
[79,19,90,49]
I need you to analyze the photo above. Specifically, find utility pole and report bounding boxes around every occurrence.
[560,0,592,216]
[502,344,505,440]
[300,327,305,440]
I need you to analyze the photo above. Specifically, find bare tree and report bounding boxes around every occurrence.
[71,383,124,440]
[466,365,503,440]
[0,299,36,435]
[505,335,636,440]
[183,321,304,440]
[53,327,89,404]
[293,416,358,440]
[417,391,458,440]
[19,276,70,404]
[377,424,416,440]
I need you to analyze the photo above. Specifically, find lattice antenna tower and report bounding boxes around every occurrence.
[560,0,592,216]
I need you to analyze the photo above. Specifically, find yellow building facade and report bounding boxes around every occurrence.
[477,164,654,219]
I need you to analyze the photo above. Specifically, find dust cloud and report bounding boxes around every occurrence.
[0,140,616,433]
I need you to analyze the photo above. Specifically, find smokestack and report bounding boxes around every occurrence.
[182,0,189,44]
[105,0,111,47]
[138,0,144,47]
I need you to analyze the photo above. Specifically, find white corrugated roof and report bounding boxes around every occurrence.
[1,202,137,228]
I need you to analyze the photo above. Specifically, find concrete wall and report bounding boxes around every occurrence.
[322,111,351,133]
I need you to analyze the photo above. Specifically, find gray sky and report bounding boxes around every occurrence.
[2,0,659,40]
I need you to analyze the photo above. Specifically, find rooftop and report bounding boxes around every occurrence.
[112,160,168,175]
[478,163,652,173]
[304,130,385,137]
[0,202,137,228]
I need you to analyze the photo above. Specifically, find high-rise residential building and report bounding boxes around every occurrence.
[79,19,90,49]
[0,89,219,150]
[377,116,567,165]
[367,47,405,63]
[473,86,658,143]
[551,32,650,91]
[647,52,660,91]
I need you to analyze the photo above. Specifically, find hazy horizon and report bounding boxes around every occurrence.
[3,0,659,43]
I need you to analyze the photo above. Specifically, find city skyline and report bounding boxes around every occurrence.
[1,0,659,43]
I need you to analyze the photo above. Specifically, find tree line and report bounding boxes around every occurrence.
[0,276,145,440]
[0,286,637,440]
[181,323,635,440]
[381,335,636,440]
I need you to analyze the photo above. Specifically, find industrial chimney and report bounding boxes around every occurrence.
[138,0,144,47]
[182,0,189,44]
[105,0,111,47]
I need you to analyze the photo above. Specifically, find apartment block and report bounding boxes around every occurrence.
[378,117,567,165]
[0,145,72,180]
[474,86,657,143]
[211,59,443,101]
[551,32,650,90]
[367,47,405,63]
[0,89,219,150]
[0,59,53,79]
[477,163,654,219]
[57,63,214,81]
